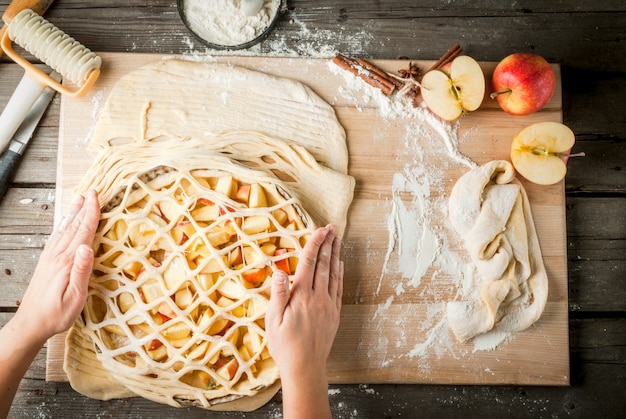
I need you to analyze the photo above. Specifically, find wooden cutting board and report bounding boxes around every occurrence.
[47,53,569,386]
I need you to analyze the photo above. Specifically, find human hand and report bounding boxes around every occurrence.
[265,224,343,418]
[14,190,100,344]
[0,191,99,416]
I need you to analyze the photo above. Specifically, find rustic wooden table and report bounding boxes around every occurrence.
[1,1,624,417]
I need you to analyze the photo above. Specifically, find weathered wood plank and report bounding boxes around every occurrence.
[0,187,52,308]
[562,70,626,141]
[567,197,626,240]
[0,188,55,234]
[1,2,623,71]
[0,247,43,309]
[0,187,53,307]
[20,0,626,14]
[566,197,626,312]
[8,127,58,185]
[568,245,626,313]
[565,139,626,194]
[5,316,625,418]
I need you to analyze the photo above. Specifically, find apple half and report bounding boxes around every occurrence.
[420,55,485,121]
[510,121,575,185]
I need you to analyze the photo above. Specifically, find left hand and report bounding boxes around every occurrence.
[14,190,100,344]
[0,190,100,417]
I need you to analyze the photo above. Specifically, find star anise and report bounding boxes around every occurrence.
[398,62,421,80]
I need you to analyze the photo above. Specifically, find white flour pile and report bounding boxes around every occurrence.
[183,0,280,47]
[180,8,373,57]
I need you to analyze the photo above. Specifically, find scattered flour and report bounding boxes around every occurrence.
[171,13,515,378]
[328,55,517,372]
[328,388,342,396]
[179,8,374,59]
[472,330,513,352]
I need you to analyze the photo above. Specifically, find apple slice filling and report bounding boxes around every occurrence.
[84,166,314,396]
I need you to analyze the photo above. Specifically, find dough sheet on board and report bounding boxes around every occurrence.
[64,59,355,410]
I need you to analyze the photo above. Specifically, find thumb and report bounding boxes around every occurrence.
[67,245,94,304]
[267,270,290,320]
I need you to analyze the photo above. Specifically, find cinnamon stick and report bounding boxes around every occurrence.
[427,43,463,72]
[333,54,398,95]
[356,58,404,90]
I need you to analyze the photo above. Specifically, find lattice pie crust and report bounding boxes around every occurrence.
[67,162,313,408]
[63,59,355,410]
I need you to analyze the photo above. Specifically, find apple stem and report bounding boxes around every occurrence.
[567,152,586,158]
[489,89,512,100]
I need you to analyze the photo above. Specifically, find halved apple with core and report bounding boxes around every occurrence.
[420,55,485,121]
[510,121,575,185]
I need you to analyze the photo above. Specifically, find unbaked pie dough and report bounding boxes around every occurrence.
[447,160,548,343]
[64,59,355,410]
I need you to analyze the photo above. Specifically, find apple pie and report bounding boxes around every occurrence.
[67,162,314,408]
[63,59,355,410]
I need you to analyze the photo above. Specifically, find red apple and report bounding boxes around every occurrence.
[216,356,239,381]
[158,301,176,321]
[490,53,555,115]
[274,248,291,275]
[228,246,243,267]
[242,266,269,286]
[235,185,251,204]
[147,339,163,351]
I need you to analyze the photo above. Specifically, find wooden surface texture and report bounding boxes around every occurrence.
[1,0,625,417]
[45,53,568,387]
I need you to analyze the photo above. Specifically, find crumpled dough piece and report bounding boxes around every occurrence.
[447,160,548,342]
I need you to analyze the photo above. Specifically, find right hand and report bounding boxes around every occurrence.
[265,224,344,383]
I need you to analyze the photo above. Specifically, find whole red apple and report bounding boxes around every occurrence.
[490,53,555,116]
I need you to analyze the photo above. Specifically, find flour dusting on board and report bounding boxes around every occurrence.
[329,62,517,367]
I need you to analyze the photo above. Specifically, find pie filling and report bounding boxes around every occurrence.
[83,166,313,393]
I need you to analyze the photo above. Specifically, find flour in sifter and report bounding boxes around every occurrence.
[183,0,281,47]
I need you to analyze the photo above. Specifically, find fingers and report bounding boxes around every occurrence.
[296,226,331,289]
[266,270,291,327]
[296,224,343,302]
[52,190,100,251]
[54,194,85,233]
[336,261,344,312]
[312,225,337,292]
[71,190,100,246]
[66,244,95,306]
[327,235,343,299]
